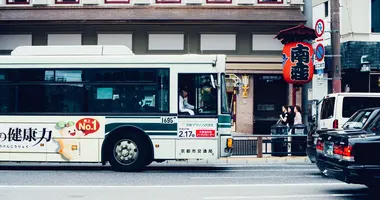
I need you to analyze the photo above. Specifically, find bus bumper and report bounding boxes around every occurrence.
[220,135,233,157]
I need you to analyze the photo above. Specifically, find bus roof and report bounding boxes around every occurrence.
[0,45,226,71]
[11,45,135,56]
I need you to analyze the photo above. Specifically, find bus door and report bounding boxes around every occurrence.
[176,73,219,159]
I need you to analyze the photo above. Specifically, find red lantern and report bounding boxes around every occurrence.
[282,42,314,84]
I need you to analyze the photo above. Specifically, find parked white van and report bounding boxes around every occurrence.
[318,92,380,130]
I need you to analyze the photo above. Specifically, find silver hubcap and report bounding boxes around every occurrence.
[114,139,138,165]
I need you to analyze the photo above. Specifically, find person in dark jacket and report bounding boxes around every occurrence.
[287,106,295,129]
[279,105,289,125]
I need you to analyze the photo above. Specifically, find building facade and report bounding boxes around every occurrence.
[0,0,306,134]
[313,0,380,93]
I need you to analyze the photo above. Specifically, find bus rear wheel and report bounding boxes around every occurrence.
[108,134,148,172]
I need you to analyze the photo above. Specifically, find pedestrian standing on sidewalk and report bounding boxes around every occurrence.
[279,105,289,125]
[287,106,295,129]
[286,106,296,152]
[294,105,303,125]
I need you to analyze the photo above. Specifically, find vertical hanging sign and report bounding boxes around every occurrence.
[282,42,314,85]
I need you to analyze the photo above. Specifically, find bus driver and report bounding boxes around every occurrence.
[179,88,195,115]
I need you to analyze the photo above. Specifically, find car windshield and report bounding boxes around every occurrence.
[342,110,373,130]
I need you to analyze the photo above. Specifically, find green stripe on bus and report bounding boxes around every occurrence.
[106,116,161,119]
[148,132,177,136]
[105,123,177,132]
[218,115,231,123]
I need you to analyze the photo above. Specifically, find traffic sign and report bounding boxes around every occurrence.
[315,62,325,70]
[315,19,325,38]
[315,43,325,62]
[316,69,324,76]
[316,69,324,86]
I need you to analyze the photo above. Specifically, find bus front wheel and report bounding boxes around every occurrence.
[108,133,148,172]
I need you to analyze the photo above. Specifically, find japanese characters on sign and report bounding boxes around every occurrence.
[282,42,314,84]
[178,122,217,138]
[0,117,103,161]
[0,127,52,149]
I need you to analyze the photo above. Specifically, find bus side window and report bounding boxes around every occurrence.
[178,74,217,116]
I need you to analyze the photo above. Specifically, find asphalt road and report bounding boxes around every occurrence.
[0,162,377,200]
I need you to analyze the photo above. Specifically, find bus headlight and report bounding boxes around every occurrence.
[227,138,233,148]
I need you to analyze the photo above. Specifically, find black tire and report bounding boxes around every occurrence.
[145,157,153,166]
[365,182,380,190]
[108,133,149,172]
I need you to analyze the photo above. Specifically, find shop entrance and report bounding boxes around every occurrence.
[253,74,288,134]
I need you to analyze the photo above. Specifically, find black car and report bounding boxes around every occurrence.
[306,108,378,163]
[315,107,380,188]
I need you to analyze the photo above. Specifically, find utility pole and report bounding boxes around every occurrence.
[331,0,341,93]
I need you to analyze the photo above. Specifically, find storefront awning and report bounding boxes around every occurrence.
[226,55,283,73]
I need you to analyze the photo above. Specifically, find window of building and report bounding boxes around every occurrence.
[252,34,283,51]
[47,34,82,46]
[6,0,30,4]
[104,0,130,3]
[0,68,169,114]
[55,0,80,4]
[178,74,217,116]
[372,0,380,32]
[97,34,133,49]
[200,34,236,51]
[0,35,32,51]
[258,0,283,3]
[324,1,329,17]
[156,0,181,3]
[205,0,232,3]
[148,34,184,51]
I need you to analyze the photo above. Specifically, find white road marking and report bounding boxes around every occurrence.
[190,175,321,179]
[147,169,317,173]
[213,169,317,172]
[0,183,349,188]
[161,164,315,168]
[204,193,368,199]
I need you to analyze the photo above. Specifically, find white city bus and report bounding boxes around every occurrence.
[0,45,233,172]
